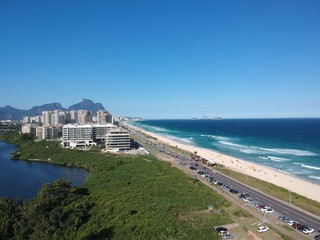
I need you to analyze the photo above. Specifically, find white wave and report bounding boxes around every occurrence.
[308,176,320,180]
[267,156,289,162]
[238,149,262,154]
[167,135,194,145]
[201,134,231,141]
[301,164,320,171]
[219,141,243,148]
[259,148,317,157]
[148,126,171,132]
[259,156,269,160]
[218,141,264,154]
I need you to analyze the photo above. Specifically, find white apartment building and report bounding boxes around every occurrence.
[105,128,130,152]
[42,111,52,125]
[51,110,68,125]
[62,124,117,148]
[97,110,113,124]
[62,124,94,148]
[21,124,36,135]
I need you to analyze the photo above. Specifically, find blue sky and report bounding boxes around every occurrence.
[1,0,319,119]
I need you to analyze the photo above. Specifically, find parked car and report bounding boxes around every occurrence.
[217,182,223,186]
[292,223,302,230]
[222,233,234,239]
[298,225,308,232]
[303,227,314,234]
[257,226,269,232]
[287,220,298,227]
[278,215,291,222]
[314,235,320,240]
[229,189,239,194]
[261,207,274,213]
[216,227,228,233]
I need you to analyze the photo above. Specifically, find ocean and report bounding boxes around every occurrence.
[131,119,320,184]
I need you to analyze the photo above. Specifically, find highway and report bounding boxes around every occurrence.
[127,126,320,238]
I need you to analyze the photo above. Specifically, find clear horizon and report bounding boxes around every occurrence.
[1,1,319,119]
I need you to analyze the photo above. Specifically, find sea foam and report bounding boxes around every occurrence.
[259,148,317,156]
[308,176,320,180]
[301,164,320,171]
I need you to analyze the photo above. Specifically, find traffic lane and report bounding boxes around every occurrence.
[139,139,320,232]
[184,161,320,231]
[210,171,320,231]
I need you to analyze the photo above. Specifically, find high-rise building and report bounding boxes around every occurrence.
[79,110,92,124]
[69,110,78,123]
[42,111,52,125]
[51,110,68,125]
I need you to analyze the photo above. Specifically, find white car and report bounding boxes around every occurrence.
[302,227,314,234]
[287,220,298,227]
[257,226,269,232]
[264,208,274,213]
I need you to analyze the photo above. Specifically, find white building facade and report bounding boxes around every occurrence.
[62,124,117,148]
[105,128,130,151]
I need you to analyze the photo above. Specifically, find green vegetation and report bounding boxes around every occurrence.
[0,180,91,240]
[231,208,252,218]
[221,168,320,216]
[0,133,232,239]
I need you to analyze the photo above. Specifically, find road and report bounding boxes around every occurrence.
[127,126,320,238]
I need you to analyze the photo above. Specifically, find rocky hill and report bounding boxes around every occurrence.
[0,99,106,120]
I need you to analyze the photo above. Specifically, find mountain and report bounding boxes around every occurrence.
[0,99,106,120]
[68,98,105,113]
[0,105,27,120]
[28,103,67,116]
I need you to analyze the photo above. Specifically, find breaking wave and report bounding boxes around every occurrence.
[217,141,317,157]
[167,135,194,145]
[308,176,320,180]
[301,164,320,171]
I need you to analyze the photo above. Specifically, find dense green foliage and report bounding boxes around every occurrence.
[0,133,232,239]
[0,180,91,240]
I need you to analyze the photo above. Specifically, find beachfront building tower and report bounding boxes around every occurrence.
[105,128,130,152]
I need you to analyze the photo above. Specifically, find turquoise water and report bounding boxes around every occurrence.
[132,119,320,184]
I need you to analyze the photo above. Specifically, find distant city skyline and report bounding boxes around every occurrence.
[1,1,319,119]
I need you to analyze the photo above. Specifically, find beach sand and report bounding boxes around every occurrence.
[127,123,320,202]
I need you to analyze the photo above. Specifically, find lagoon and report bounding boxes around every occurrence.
[0,141,88,200]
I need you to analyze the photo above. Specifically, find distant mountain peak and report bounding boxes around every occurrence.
[68,99,105,114]
[0,98,106,120]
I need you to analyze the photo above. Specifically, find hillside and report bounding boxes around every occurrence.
[0,99,106,120]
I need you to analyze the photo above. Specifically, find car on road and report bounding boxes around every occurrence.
[278,215,291,222]
[229,189,239,194]
[257,226,269,232]
[287,220,298,227]
[261,206,274,213]
[302,227,314,234]
[314,235,320,240]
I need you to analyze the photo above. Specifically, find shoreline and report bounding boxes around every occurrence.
[127,123,320,202]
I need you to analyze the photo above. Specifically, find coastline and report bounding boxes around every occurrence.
[127,123,320,202]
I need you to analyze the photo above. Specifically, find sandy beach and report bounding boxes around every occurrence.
[127,123,320,202]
